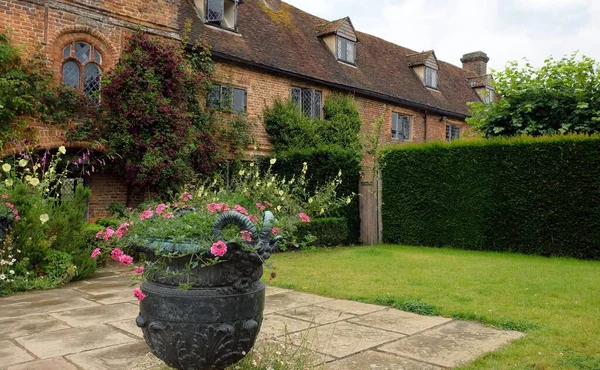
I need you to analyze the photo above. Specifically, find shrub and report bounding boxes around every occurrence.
[381,135,600,259]
[297,218,350,246]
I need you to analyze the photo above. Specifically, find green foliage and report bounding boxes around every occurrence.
[107,203,127,218]
[270,147,361,244]
[96,218,121,228]
[468,53,600,137]
[297,218,350,246]
[0,33,85,145]
[380,135,600,259]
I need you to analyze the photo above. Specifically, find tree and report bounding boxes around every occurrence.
[467,53,600,137]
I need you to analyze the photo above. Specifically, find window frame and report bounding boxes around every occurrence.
[483,88,495,104]
[446,124,461,141]
[391,113,412,141]
[425,66,438,89]
[207,83,247,114]
[204,0,238,31]
[290,87,322,119]
[61,41,103,99]
[336,36,356,65]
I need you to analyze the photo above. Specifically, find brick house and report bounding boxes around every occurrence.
[0,0,493,243]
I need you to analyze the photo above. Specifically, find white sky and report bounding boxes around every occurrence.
[284,0,600,72]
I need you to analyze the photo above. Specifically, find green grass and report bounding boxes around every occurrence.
[265,245,600,370]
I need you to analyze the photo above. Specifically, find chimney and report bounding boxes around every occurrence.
[264,0,281,11]
[461,51,489,76]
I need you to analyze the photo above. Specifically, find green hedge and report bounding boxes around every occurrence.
[381,135,600,259]
[298,218,350,247]
[268,146,361,244]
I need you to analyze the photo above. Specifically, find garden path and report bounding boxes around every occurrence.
[0,266,523,369]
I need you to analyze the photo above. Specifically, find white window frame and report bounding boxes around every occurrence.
[336,36,356,65]
[391,113,412,141]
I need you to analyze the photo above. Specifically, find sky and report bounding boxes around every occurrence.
[284,0,600,73]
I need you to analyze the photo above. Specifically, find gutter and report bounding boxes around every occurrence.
[208,50,470,120]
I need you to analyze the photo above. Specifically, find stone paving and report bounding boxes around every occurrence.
[0,267,524,369]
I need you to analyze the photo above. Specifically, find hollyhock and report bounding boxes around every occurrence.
[298,213,311,223]
[155,204,168,215]
[134,266,144,274]
[91,248,101,259]
[233,205,248,216]
[118,254,134,266]
[103,227,115,241]
[210,241,227,257]
[111,248,124,261]
[133,288,146,301]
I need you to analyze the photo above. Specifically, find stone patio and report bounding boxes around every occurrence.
[0,267,523,369]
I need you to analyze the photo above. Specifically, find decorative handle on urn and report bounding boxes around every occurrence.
[213,211,258,241]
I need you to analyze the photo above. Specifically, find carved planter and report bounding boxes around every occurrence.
[135,211,279,370]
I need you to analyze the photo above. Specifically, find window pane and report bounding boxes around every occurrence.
[403,117,411,140]
[83,63,101,97]
[446,125,451,141]
[233,88,246,113]
[207,0,224,22]
[62,61,80,88]
[75,42,91,63]
[391,113,398,139]
[301,89,313,118]
[432,69,438,88]
[313,91,322,119]
[94,50,102,64]
[346,40,356,64]
[337,37,345,60]
[291,87,301,110]
[63,45,71,58]
[221,86,233,109]
[207,85,221,108]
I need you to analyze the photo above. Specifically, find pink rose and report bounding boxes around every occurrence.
[210,241,228,257]
[103,228,115,241]
[91,248,101,259]
[133,288,147,301]
[134,266,144,274]
[234,205,248,216]
[256,203,265,211]
[118,254,134,266]
[298,213,311,223]
[5,202,14,209]
[110,248,124,261]
[155,204,168,215]
[95,230,104,239]
[272,227,280,235]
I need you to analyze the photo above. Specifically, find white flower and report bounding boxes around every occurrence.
[18,159,28,167]
[39,214,49,224]
[270,158,277,165]
[320,208,325,215]
[276,206,282,212]
[338,170,342,176]
[308,198,313,204]
[25,175,32,182]
[29,178,40,187]
[2,163,11,172]
[239,170,245,176]
[346,197,352,204]
[249,163,255,167]
[9,270,14,275]
[4,179,13,186]
[0,274,5,280]
[278,190,284,196]
[58,146,67,155]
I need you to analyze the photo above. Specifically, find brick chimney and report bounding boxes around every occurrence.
[461,51,489,76]
[264,0,281,11]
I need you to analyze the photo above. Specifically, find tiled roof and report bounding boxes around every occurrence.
[406,50,435,67]
[316,17,349,37]
[183,1,482,117]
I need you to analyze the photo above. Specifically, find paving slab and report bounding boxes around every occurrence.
[15,325,138,359]
[0,340,34,367]
[49,302,138,327]
[265,286,292,296]
[0,314,70,339]
[67,341,152,370]
[258,313,317,340]
[0,288,85,305]
[278,305,356,325]
[0,297,100,318]
[75,281,140,296]
[315,299,387,316]
[85,289,139,305]
[109,318,144,338]
[379,320,524,368]
[288,321,404,358]
[325,350,444,370]
[263,291,335,314]
[6,357,79,370]
[349,308,452,335]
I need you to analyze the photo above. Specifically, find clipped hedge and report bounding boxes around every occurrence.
[268,146,361,244]
[298,218,350,247]
[381,135,600,259]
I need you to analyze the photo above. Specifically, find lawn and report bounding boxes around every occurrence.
[265,245,600,370]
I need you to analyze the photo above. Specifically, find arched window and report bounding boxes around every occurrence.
[61,42,102,99]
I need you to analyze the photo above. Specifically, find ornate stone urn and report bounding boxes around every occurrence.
[135,211,280,370]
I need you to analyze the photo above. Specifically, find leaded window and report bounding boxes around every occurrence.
[207,84,247,113]
[61,41,102,100]
[206,0,224,23]
[392,113,411,141]
[336,36,356,64]
[204,0,237,30]
[446,124,461,141]
[291,87,322,119]
[425,67,438,89]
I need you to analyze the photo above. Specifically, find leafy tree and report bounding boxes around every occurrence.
[468,53,600,137]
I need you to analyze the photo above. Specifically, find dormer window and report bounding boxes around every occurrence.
[337,36,356,64]
[425,67,438,89]
[197,0,238,31]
